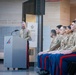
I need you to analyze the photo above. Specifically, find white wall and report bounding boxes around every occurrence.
[43,2,60,29]
[0,0,27,26]
[0,0,28,59]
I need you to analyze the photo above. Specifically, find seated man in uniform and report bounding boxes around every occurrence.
[38,25,62,55]
[49,24,76,75]
[38,25,69,75]
[37,29,57,74]
[48,25,74,75]
[48,26,68,54]
[39,20,76,75]
[54,20,76,54]
[37,25,62,75]
[50,25,74,54]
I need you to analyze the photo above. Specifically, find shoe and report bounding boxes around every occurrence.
[35,67,42,73]
[38,70,50,75]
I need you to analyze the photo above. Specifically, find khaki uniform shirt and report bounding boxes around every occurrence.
[19,28,31,40]
[71,32,76,52]
[48,34,62,51]
[59,34,69,50]
[63,33,75,50]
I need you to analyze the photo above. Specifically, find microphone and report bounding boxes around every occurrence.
[14,29,19,32]
[11,29,19,35]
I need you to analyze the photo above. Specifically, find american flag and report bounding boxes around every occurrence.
[7,38,11,44]
[45,0,62,2]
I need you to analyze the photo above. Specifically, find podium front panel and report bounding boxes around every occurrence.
[4,36,27,68]
[12,37,27,68]
[4,36,13,67]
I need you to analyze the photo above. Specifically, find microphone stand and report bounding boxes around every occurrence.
[11,30,19,35]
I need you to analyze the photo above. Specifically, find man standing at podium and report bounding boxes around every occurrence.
[20,21,31,69]
[20,21,31,40]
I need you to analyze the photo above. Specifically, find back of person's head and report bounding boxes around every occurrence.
[66,25,72,34]
[60,26,66,35]
[63,26,66,29]
[56,25,62,34]
[72,20,76,25]
[72,20,76,23]
[51,29,56,36]
[56,25,62,29]
[67,25,71,29]
[71,20,76,31]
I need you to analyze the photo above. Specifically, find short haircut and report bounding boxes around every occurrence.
[67,25,71,29]
[21,21,27,27]
[51,29,56,36]
[56,25,62,29]
[63,26,66,29]
[72,20,76,23]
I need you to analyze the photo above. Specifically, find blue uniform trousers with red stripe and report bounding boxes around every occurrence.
[49,54,60,75]
[53,52,76,75]
[41,54,50,71]
[37,54,50,71]
[37,54,43,68]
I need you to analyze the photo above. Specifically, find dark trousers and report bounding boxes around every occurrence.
[27,41,29,69]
